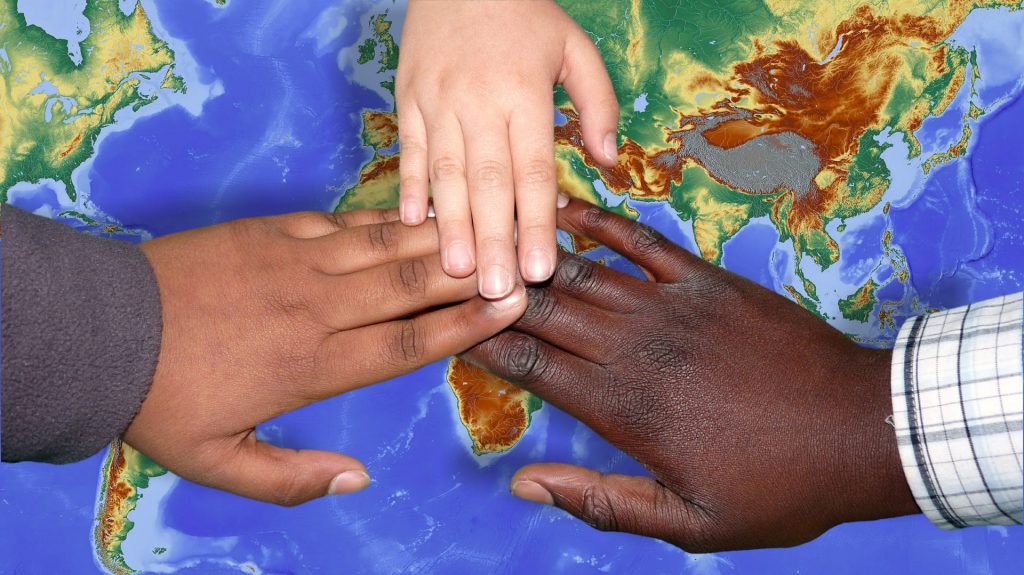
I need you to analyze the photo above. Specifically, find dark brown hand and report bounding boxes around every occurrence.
[464,199,920,551]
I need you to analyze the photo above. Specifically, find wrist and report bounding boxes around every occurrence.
[831,346,921,525]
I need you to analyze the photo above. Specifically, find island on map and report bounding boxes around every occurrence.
[54,1,1022,572]
[555,0,1014,324]
[336,0,1019,453]
[0,2,189,572]
[89,3,1024,564]
[1,2,187,568]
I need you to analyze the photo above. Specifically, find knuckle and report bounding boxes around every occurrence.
[431,156,464,181]
[596,96,621,118]
[476,233,512,253]
[581,204,612,230]
[439,216,473,233]
[555,256,598,294]
[625,222,668,256]
[394,259,428,298]
[388,320,423,363]
[688,266,746,303]
[519,158,555,188]
[263,338,322,394]
[518,221,553,238]
[374,208,394,224]
[431,74,455,96]
[581,483,620,532]
[394,75,413,96]
[366,223,398,255]
[259,285,310,323]
[519,287,560,329]
[630,336,685,377]
[227,216,270,247]
[269,471,308,507]
[472,159,508,187]
[502,335,546,382]
[400,174,427,191]
[605,379,658,429]
[329,211,350,229]
[398,136,427,156]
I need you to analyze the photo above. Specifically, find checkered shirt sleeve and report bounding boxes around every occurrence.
[891,292,1023,529]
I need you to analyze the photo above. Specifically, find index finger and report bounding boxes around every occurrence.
[557,200,698,283]
[274,208,401,239]
[463,114,518,299]
[305,219,441,275]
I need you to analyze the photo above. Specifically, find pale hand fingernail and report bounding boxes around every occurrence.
[327,470,371,495]
[602,133,618,163]
[557,192,570,208]
[444,241,475,274]
[524,248,554,282]
[481,265,512,299]
[490,285,525,311]
[427,204,436,218]
[401,200,423,225]
[511,480,554,505]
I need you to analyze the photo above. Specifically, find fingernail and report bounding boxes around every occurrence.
[557,192,570,208]
[602,133,618,163]
[511,480,554,505]
[427,204,436,218]
[327,470,371,495]
[444,241,475,274]
[401,200,423,225]
[524,248,554,282]
[481,265,512,299]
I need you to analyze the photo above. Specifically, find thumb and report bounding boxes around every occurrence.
[195,435,371,506]
[510,463,705,549]
[560,28,620,168]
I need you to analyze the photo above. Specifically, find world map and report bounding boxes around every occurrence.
[1,0,1022,573]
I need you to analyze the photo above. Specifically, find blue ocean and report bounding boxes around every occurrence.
[1,1,1022,574]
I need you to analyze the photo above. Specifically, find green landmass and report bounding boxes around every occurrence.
[670,166,779,265]
[839,279,880,322]
[336,8,404,213]
[0,0,185,202]
[354,10,399,97]
[555,0,1004,321]
[95,443,169,575]
[357,38,378,64]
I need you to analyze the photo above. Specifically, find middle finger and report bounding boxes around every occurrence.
[462,114,517,300]
[514,286,621,363]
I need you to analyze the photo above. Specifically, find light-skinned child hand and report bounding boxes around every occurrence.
[396,0,619,299]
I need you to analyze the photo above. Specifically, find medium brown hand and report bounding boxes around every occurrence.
[125,209,526,506]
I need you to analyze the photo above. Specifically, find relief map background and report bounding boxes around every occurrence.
[0,0,1022,573]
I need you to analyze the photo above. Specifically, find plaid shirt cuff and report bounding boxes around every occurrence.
[891,292,1024,529]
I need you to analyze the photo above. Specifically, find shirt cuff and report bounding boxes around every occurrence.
[891,292,1024,529]
[1,206,162,463]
